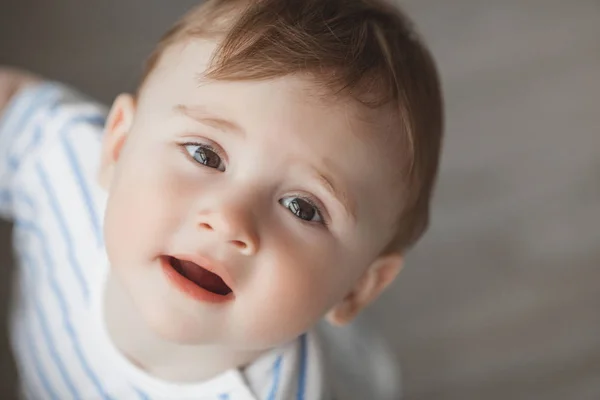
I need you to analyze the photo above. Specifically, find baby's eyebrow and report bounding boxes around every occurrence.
[315,170,356,220]
[175,104,244,136]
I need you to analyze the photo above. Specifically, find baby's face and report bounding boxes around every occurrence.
[102,40,403,348]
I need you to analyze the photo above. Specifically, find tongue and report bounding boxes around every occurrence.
[179,260,231,295]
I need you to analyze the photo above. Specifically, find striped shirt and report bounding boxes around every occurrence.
[0,82,329,400]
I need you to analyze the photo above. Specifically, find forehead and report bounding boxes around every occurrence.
[141,40,405,236]
[145,40,398,122]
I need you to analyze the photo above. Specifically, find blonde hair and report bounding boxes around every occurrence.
[140,0,443,251]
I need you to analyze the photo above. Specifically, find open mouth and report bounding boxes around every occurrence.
[161,255,233,302]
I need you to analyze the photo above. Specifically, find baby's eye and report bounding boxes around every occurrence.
[279,196,324,224]
[183,143,225,172]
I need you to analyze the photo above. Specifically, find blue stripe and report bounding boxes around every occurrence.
[1,188,35,218]
[14,187,35,211]
[2,85,59,169]
[0,84,57,144]
[219,394,230,400]
[133,386,151,400]
[8,123,42,172]
[0,85,58,216]
[0,189,10,210]
[6,89,103,174]
[3,84,58,132]
[17,243,77,399]
[296,334,308,400]
[78,113,106,128]
[15,191,113,400]
[22,321,60,400]
[36,164,90,302]
[1,85,59,220]
[267,355,284,400]
[16,220,82,400]
[61,115,106,246]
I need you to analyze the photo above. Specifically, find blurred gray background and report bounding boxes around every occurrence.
[0,0,599,399]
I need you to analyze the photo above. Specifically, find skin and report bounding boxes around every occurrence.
[0,67,41,118]
[95,39,406,382]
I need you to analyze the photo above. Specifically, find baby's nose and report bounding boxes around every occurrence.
[196,208,259,255]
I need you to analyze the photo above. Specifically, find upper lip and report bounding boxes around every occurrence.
[168,252,236,293]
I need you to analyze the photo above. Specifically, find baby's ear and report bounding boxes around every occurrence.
[98,94,136,189]
[326,253,403,326]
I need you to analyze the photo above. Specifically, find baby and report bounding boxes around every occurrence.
[0,0,443,399]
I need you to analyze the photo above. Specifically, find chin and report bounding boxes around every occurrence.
[135,295,217,345]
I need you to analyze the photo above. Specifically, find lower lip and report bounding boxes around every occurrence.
[160,256,234,304]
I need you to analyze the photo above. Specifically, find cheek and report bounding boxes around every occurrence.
[236,236,357,346]
[103,147,185,262]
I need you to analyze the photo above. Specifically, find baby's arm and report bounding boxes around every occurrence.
[0,66,43,220]
[0,67,41,117]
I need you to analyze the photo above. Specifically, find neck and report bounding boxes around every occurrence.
[103,271,264,383]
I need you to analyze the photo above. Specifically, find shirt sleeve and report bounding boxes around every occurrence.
[0,81,107,220]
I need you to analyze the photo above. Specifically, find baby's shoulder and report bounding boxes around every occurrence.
[1,81,107,174]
